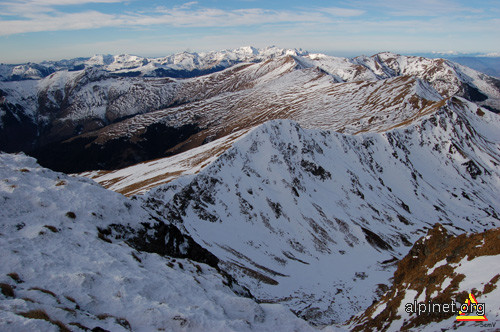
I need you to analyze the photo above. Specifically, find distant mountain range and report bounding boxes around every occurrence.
[1,47,499,174]
[0,46,306,81]
[1,47,499,331]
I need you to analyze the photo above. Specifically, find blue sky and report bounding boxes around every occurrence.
[0,0,499,63]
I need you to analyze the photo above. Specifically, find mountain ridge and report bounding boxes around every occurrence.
[0,46,308,81]
[4,48,499,174]
[1,46,499,331]
[139,96,500,324]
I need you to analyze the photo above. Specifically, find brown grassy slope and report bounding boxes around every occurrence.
[348,224,500,331]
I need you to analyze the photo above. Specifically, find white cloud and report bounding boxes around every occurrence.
[177,1,198,10]
[6,0,123,5]
[320,7,365,17]
[478,52,500,57]
[0,0,124,16]
[352,0,483,17]
[0,11,124,35]
[432,50,461,55]
[149,7,330,27]
[0,4,332,36]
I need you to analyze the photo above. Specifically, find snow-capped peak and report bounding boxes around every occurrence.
[86,54,115,66]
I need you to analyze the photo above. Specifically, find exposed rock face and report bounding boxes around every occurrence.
[107,219,220,269]
[348,225,500,331]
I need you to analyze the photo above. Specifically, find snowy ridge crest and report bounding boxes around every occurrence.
[142,96,500,325]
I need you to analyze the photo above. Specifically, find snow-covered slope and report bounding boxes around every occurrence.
[307,52,500,112]
[348,224,500,331]
[141,97,500,325]
[92,65,444,140]
[77,61,444,179]
[0,153,322,332]
[2,48,500,175]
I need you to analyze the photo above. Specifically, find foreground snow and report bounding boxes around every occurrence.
[0,153,325,332]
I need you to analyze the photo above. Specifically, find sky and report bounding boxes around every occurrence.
[0,0,499,63]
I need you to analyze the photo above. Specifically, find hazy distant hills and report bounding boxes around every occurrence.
[411,53,500,78]
[449,57,500,78]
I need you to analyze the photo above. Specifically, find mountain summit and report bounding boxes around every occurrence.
[1,47,499,173]
[1,47,499,331]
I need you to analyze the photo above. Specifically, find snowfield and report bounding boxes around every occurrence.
[141,97,500,325]
[0,153,327,332]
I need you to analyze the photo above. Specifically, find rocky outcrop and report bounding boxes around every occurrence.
[348,225,500,331]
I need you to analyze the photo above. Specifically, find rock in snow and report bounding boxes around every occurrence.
[0,153,322,332]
